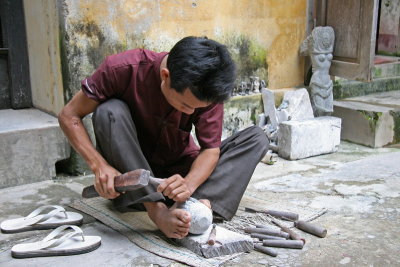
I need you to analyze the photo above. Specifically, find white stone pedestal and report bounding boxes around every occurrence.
[278,116,341,160]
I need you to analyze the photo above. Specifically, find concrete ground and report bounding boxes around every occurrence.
[0,142,399,267]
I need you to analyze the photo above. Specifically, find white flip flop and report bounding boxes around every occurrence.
[11,225,101,258]
[1,205,83,233]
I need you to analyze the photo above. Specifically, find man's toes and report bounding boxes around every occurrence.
[175,210,191,223]
[177,226,189,232]
[176,218,190,228]
[177,230,189,239]
[167,232,182,239]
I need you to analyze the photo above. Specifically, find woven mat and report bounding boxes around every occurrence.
[70,193,326,266]
[70,198,238,267]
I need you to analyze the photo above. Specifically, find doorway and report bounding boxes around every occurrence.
[0,12,10,109]
[0,0,32,110]
[375,0,400,65]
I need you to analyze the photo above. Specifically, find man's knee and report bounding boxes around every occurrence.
[247,126,269,152]
[93,99,130,125]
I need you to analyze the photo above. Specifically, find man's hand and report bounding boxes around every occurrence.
[157,174,192,202]
[94,164,121,199]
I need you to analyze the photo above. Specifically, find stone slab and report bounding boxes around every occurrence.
[333,101,395,148]
[281,88,314,121]
[333,77,400,99]
[344,90,400,109]
[261,88,279,128]
[373,61,400,79]
[175,225,253,258]
[0,109,70,188]
[278,117,341,160]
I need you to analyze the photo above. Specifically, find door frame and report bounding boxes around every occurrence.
[308,0,379,82]
[0,0,32,109]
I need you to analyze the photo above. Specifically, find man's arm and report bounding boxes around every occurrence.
[58,90,120,199]
[158,147,220,202]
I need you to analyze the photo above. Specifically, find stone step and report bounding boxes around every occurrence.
[333,91,400,147]
[373,61,400,79]
[0,109,70,188]
[333,77,400,99]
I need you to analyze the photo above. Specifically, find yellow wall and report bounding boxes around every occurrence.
[64,0,307,91]
[24,0,64,115]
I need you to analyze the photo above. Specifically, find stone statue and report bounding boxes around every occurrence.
[300,26,335,116]
[177,197,213,234]
[252,76,260,94]
[239,81,247,95]
[249,76,255,94]
[260,80,266,92]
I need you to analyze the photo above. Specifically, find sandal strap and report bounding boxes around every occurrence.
[24,205,67,225]
[38,225,84,249]
[43,225,83,242]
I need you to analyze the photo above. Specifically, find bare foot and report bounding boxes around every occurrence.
[199,199,212,209]
[145,202,191,239]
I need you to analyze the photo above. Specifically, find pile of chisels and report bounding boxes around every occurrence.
[244,207,327,257]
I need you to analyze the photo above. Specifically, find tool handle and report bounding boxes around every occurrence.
[254,244,278,257]
[244,207,299,221]
[250,233,286,240]
[294,220,327,238]
[207,224,217,245]
[271,219,306,244]
[265,210,299,221]
[244,227,289,239]
[149,177,164,185]
[82,176,164,198]
[262,239,304,249]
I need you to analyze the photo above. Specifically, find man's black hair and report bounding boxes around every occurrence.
[167,36,236,103]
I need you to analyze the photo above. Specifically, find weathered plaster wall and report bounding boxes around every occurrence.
[60,0,307,100]
[57,0,307,173]
[24,0,64,115]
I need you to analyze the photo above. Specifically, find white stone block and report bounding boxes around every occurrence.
[278,116,341,160]
[282,88,314,121]
[261,88,279,128]
[333,100,395,148]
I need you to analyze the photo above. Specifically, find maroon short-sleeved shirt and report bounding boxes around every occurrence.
[81,49,223,167]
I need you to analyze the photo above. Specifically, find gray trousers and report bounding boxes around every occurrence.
[92,99,268,220]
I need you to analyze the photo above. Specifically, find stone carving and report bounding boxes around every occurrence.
[300,26,335,117]
[259,87,341,160]
[251,76,260,94]
[177,197,213,234]
[232,77,266,96]
[261,88,314,151]
[281,89,314,121]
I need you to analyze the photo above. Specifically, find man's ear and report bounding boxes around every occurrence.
[160,68,170,81]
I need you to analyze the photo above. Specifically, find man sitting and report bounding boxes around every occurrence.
[59,36,268,239]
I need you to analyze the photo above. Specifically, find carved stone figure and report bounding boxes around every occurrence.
[252,76,260,94]
[249,76,255,94]
[177,197,213,234]
[261,88,314,151]
[239,81,247,95]
[260,80,266,91]
[245,78,252,95]
[300,26,335,116]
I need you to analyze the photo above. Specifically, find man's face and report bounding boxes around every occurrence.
[161,70,209,115]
